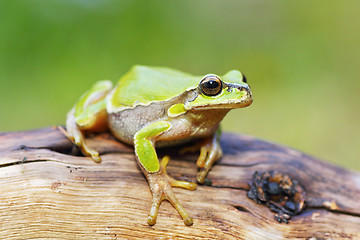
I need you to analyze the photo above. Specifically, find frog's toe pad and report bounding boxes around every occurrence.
[147,215,157,226]
[183,216,193,226]
[197,170,207,184]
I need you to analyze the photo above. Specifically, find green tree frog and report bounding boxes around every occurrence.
[65,65,253,226]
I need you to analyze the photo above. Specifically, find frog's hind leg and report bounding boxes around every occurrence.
[65,108,102,162]
[65,80,113,163]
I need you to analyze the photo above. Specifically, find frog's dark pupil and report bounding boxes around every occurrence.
[205,80,219,89]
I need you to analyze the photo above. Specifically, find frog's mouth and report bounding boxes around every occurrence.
[191,96,253,110]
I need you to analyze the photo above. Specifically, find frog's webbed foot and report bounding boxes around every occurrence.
[196,134,223,184]
[146,156,196,226]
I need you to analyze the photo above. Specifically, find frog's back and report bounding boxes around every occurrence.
[108,65,199,112]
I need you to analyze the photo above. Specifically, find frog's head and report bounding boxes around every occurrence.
[184,70,253,111]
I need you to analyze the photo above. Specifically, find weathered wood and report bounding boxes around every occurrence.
[0,127,359,239]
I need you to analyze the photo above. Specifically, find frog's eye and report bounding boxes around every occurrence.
[242,74,247,83]
[199,75,223,96]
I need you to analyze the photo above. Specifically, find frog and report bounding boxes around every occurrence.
[65,65,253,226]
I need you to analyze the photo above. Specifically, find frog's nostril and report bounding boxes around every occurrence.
[238,86,252,98]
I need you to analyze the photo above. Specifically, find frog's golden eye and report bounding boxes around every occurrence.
[199,75,223,96]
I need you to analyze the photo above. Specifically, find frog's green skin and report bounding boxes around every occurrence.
[66,65,253,226]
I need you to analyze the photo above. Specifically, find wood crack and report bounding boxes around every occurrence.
[0,158,50,168]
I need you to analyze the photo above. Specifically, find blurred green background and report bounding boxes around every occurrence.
[0,0,359,170]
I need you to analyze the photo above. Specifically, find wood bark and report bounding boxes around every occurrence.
[0,127,359,239]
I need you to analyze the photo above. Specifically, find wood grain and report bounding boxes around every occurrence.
[0,127,359,239]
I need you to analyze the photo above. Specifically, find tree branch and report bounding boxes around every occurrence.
[0,127,359,239]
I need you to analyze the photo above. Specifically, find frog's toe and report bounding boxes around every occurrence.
[167,192,193,226]
[147,185,193,226]
[196,169,208,184]
[196,144,211,168]
[161,156,197,190]
[196,140,222,184]
[89,151,102,163]
[147,184,162,226]
[169,177,197,190]
[81,142,102,163]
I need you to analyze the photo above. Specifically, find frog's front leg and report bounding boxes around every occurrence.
[134,121,197,226]
[65,80,112,162]
[196,128,223,184]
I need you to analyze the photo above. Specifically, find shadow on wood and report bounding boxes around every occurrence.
[0,127,359,239]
